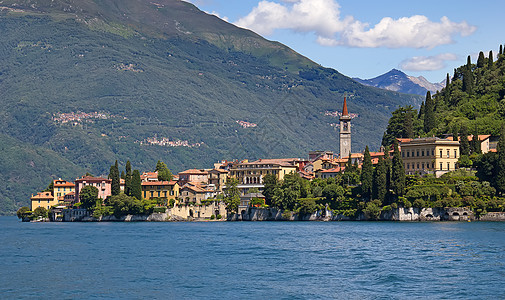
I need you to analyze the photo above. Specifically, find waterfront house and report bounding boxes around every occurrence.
[53,179,75,203]
[208,168,229,192]
[179,182,216,204]
[399,137,460,177]
[31,191,57,211]
[229,158,300,195]
[141,180,180,202]
[74,176,112,203]
[178,169,209,185]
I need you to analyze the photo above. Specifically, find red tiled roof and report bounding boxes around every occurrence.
[75,176,111,182]
[320,167,343,173]
[141,181,178,186]
[53,181,75,187]
[31,191,53,200]
[179,169,208,175]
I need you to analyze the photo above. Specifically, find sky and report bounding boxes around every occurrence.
[186,0,504,83]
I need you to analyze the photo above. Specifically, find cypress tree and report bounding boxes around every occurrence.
[500,45,503,56]
[131,169,142,200]
[384,151,392,202]
[462,56,474,94]
[477,51,485,68]
[109,160,120,196]
[361,146,373,199]
[345,152,354,172]
[495,126,505,195]
[471,126,481,154]
[424,91,435,133]
[391,140,405,197]
[460,126,470,156]
[125,160,132,196]
[372,156,387,202]
[446,73,450,87]
[403,110,414,139]
[418,101,425,119]
[489,50,494,67]
[120,171,125,180]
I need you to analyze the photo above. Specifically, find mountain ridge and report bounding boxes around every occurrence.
[0,0,421,214]
[354,69,445,96]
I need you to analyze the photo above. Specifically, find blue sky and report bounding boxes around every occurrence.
[186,0,503,83]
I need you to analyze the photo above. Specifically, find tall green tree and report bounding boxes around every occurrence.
[131,169,142,200]
[109,160,120,196]
[125,160,132,196]
[462,55,474,94]
[224,177,240,213]
[262,174,279,206]
[500,45,503,56]
[391,140,405,197]
[488,50,494,67]
[477,51,485,68]
[155,160,173,181]
[460,126,470,156]
[361,146,373,199]
[423,91,435,133]
[373,156,387,202]
[471,127,481,154]
[79,185,99,210]
[495,126,505,195]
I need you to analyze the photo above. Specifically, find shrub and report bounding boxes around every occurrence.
[281,210,292,220]
[210,214,215,220]
[363,202,381,220]
[413,199,426,208]
[216,214,222,219]
[153,207,166,213]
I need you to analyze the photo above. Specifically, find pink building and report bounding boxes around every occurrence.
[178,169,209,185]
[74,176,112,203]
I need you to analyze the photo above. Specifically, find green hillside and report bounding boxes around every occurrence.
[382,45,505,147]
[0,0,421,214]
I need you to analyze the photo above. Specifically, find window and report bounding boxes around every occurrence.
[454,150,457,158]
[422,163,425,169]
[407,163,410,169]
[407,151,410,157]
[422,150,425,156]
[432,163,435,169]
[447,150,450,158]
[440,163,443,170]
[447,162,450,170]
[431,150,434,156]
[440,150,443,157]
[402,151,405,158]
[417,150,419,157]
[417,163,419,169]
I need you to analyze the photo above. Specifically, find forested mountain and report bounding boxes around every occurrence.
[0,0,420,214]
[354,69,445,96]
[382,45,505,147]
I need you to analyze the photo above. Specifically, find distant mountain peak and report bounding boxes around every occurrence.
[353,69,444,96]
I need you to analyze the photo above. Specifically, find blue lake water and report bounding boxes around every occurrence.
[1,216,505,299]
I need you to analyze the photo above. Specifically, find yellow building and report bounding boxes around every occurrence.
[141,181,180,202]
[31,191,58,211]
[229,158,300,194]
[400,137,460,177]
[53,179,75,203]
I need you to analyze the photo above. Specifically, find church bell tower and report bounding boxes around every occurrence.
[339,97,351,159]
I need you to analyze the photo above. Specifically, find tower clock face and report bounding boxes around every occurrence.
[343,141,348,146]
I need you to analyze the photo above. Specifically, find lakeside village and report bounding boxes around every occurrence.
[19,98,505,222]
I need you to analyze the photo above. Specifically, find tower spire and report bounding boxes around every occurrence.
[342,96,348,116]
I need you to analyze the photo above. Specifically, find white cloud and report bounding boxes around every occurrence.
[234,0,476,49]
[399,53,459,71]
